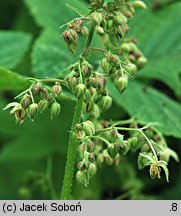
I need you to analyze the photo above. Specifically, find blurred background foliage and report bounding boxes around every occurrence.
[0,0,181,199]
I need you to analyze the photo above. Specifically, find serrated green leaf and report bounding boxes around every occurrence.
[130,2,181,56]
[0,31,32,69]
[137,55,181,96]
[31,30,73,78]
[25,0,88,77]
[0,67,31,91]
[25,0,88,31]
[129,2,181,95]
[108,80,181,138]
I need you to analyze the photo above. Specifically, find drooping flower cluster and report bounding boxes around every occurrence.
[3,0,178,190]
[4,81,63,124]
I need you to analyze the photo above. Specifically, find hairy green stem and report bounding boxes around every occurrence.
[60,23,95,199]
[61,97,84,199]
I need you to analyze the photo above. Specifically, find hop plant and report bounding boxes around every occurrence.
[3,0,179,200]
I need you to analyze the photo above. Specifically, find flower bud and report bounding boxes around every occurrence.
[20,94,31,109]
[82,120,95,136]
[87,141,95,152]
[116,25,125,37]
[114,142,121,153]
[50,102,61,120]
[72,23,81,32]
[96,26,105,35]
[111,55,120,67]
[80,26,89,37]
[33,82,41,95]
[69,29,78,43]
[90,2,98,9]
[78,161,86,171]
[115,75,128,93]
[75,123,82,131]
[67,22,73,28]
[40,87,48,100]
[38,99,48,114]
[52,83,62,97]
[120,42,131,52]
[28,103,38,120]
[76,171,88,187]
[114,14,125,25]
[68,42,77,53]
[86,97,94,112]
[85,89,91,103]
[79,143,86,158]
[15,108,26,124]
[63,30,71,44]
[109,32,120,47]
[81,60,92,77]
[88,163,97,177]
[107,143,117,159]
[98,95,112,112]
[91,11,103,25]
[107,19,114,29]
[47,93,54,105]
[77,130,86,140]
[67,75,78,90]
[149,164,161,179]
[117,133,124,144]
[124,63,137,76]
[137,56,148,68]
[122,9,133,18]
[120,141,129,155]
[101,58,112,73]
[75,19,83,26]
[103,150,114,166]
[133,1,147,9]
[141,143,150,152]
[90,104,100,119]
[128,136,139,151]
[111,128,118,139]
[88,153,95,162]
[97,76,106,90]
[128,54,136,62]
[76,83,86,98]
[128,2,135,14]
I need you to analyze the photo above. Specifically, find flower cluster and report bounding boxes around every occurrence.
[75,119,178,186]
[3,0,178,192]
[63,19,89,53]
[4,81,63,124]
[65,59,112,120]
